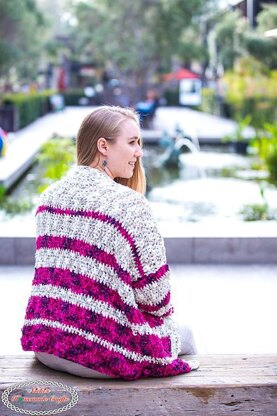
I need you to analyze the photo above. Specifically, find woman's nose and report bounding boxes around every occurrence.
[135,145,143,157]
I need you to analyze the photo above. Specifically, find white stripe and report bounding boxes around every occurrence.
[32,283,129,324]
[35,248,136,307]
[134,227,167,275]
[24,318,173,365]
[134,271,171,306]
[36,210,141,280]
[31,283,173,339]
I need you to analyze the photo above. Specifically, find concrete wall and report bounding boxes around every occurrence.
[1,237,276,265]
[164,237,277,263]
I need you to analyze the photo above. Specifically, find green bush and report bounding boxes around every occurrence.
[222,115,252,154]
[227,97,277,128]
[0,136,76,215]
[163,88,179,106]
[223,57,277,128]
[266,152,277,183]
[239,203,276,221]
[200,88,217,114]
[37,136,76,192]
[239,184,277,221]
[0,183,34,216]
[2,90,54,129]
[62,89,85,106]
[251,122,277,183]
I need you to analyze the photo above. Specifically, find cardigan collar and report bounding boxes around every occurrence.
[74,165,114,184]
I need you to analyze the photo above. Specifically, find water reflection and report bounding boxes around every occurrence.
[143,144,277,223]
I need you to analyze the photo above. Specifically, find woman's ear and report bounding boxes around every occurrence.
[97,137,108,156]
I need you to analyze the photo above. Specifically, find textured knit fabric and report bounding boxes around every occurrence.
[21,165,191,380]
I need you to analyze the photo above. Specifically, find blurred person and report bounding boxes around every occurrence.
[135,89,160,128]
[21,106,198,380]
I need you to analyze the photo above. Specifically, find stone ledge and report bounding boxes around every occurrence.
[165,237,277,263]
[0,236,277,264]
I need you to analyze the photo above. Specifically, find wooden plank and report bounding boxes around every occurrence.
[1,354,276,415]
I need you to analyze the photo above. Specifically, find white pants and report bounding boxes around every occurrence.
[35,324,197,379]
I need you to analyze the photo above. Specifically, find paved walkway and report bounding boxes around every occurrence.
[1,264,276,355]
[0,107,95,189]
[154,107,255,141]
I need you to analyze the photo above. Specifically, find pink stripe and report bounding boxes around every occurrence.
[36,236,132,287]
[132,264,170,289]
[25,295,171,358]
[21,324,191,380]
[33,267,162,327]
[36,205,145,277]
[36,235,171,311]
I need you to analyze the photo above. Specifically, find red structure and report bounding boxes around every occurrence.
[163,68,200,82]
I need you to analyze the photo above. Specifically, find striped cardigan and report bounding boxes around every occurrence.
[21,165,191,380]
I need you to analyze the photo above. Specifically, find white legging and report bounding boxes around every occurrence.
[35,324,197,379]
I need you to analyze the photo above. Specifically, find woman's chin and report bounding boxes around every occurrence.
[115,167,135,180]
[121,172,134,179]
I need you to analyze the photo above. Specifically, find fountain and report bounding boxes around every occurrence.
[159,126,206,178]
[142,125,277,225]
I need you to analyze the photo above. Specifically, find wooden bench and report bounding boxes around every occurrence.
[1,354,276,415]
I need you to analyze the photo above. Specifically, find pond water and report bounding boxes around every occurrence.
[1,143,277,235]
[144,145,277,224]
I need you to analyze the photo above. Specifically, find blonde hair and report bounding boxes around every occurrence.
[76,106,146,194]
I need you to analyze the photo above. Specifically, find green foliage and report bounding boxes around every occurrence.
[163,88,179,106]
[223,115,252,143]
[251,123,277,160]
[200,88,217,114]
[256,4,277,33]
[239,184,277,221]
[243,33,277,70]
[214,10,245,70]
[0,135,75,216]
[37,137,76,192]
[223,57,277,129]
[0,0,46,80]
[239,203,276,221]
[220,167,239,178]
[0,198,34,216]
[266,152,277,183]
[212,4,277,73]
[67,0,215,88]
[0,182,33,216]
[251,123,277,183]
[62,89,86,106]
[172,25,208,66]
[0,185,5,199]
[2,90,54,129]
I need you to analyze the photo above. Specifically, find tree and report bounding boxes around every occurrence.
[212,4,277,73]
[243,4,277,69]
[65,0,217,99]
[213,10,247,70]
[256,3,277,34]
[0,0,46,86]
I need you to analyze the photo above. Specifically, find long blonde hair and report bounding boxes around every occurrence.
[76,106,146,194]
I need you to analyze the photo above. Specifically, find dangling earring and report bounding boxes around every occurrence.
[102,159,107,169]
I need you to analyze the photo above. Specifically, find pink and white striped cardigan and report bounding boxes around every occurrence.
[21,165,191,380]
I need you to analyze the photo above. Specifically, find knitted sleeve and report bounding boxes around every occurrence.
[127,194,174,319]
